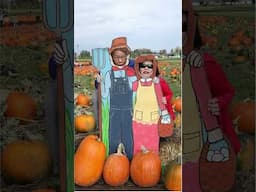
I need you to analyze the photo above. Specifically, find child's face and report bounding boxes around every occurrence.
[112,50,127,66]
[139,61,153,79]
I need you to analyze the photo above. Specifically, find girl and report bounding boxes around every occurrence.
[132,55,171,154]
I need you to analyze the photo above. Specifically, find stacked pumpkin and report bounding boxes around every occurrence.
[1,140,52,184]
[228,30,254,65]
[1,91,53,185]
[74,135,181,190]
[74,94,96,133]
[4,91,37,121]
[170,67,181,82]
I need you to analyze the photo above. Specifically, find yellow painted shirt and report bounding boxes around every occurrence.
[133,81,160,124]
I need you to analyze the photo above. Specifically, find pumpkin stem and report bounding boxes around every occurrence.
[117,143,126,155]
[141,145,149,153]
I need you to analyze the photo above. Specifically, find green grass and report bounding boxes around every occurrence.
[158,60,182,98]
[75,58,92,62]
[157,58,181,62]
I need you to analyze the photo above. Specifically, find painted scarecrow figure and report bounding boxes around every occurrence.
[182,0,241,191]
[132,55,171,155]
[95,37,137,160]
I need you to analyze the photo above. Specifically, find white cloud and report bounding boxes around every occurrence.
[75,0,181,52]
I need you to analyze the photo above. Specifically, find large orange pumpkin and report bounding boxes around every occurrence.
[1,140,51,184]
[5,91,37,120]
[74,135,106,187]
[230,99,255,134]
[171,97,182,113]
[130,146,161,187]
[103,143,130,186]
[164,159,182,191]
[75,114,96,132]
[76,94,91,106]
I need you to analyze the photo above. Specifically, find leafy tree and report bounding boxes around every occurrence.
[79,50,91,59]
[159,49,167,55]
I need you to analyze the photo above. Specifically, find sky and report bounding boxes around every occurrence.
[74,0,181,53]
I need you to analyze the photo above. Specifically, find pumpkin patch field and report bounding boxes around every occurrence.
[0,13,60,192]
[195,5,255,192]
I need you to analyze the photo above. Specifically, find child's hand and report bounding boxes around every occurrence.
[207,128,229,162]
[161,110,171,124]
[208,98,220,116]
[186,50,203,67]
[53,39,68,65]
[162,97,167,104]
[96,74,102,83]
[207,139,229,162]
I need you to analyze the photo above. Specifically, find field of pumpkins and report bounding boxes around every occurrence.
[0,13,60,191]
[74,58,182,190]
[196,6,255,191]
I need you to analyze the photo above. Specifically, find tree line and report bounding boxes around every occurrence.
[75,47,182,60]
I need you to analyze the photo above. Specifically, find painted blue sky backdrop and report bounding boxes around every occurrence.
[74,0,181,53]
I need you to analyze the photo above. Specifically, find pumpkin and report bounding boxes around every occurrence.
[242,36,253,46]
[1,140,51,184]
[171,97,182,113]
[5,91,37,120]
[170,68,179,76]
[31,189,56,192]
[103,143,130,186]
[76,94,91,106]
[232,55,247,64]
[74,135,106,187]
[233,30,245,39]
[230,99,255,134]
[170,71,177,77]
[161,70,166,76]
[228,37,241,47]
[75,114,96,132]
[130,146,161,187]
[164,158,182,191]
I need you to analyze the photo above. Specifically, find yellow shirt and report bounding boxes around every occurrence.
[133,81,160,124]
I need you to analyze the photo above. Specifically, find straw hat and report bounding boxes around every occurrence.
[109,37,131,54]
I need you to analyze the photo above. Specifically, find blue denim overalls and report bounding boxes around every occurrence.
[109,70,133,160]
